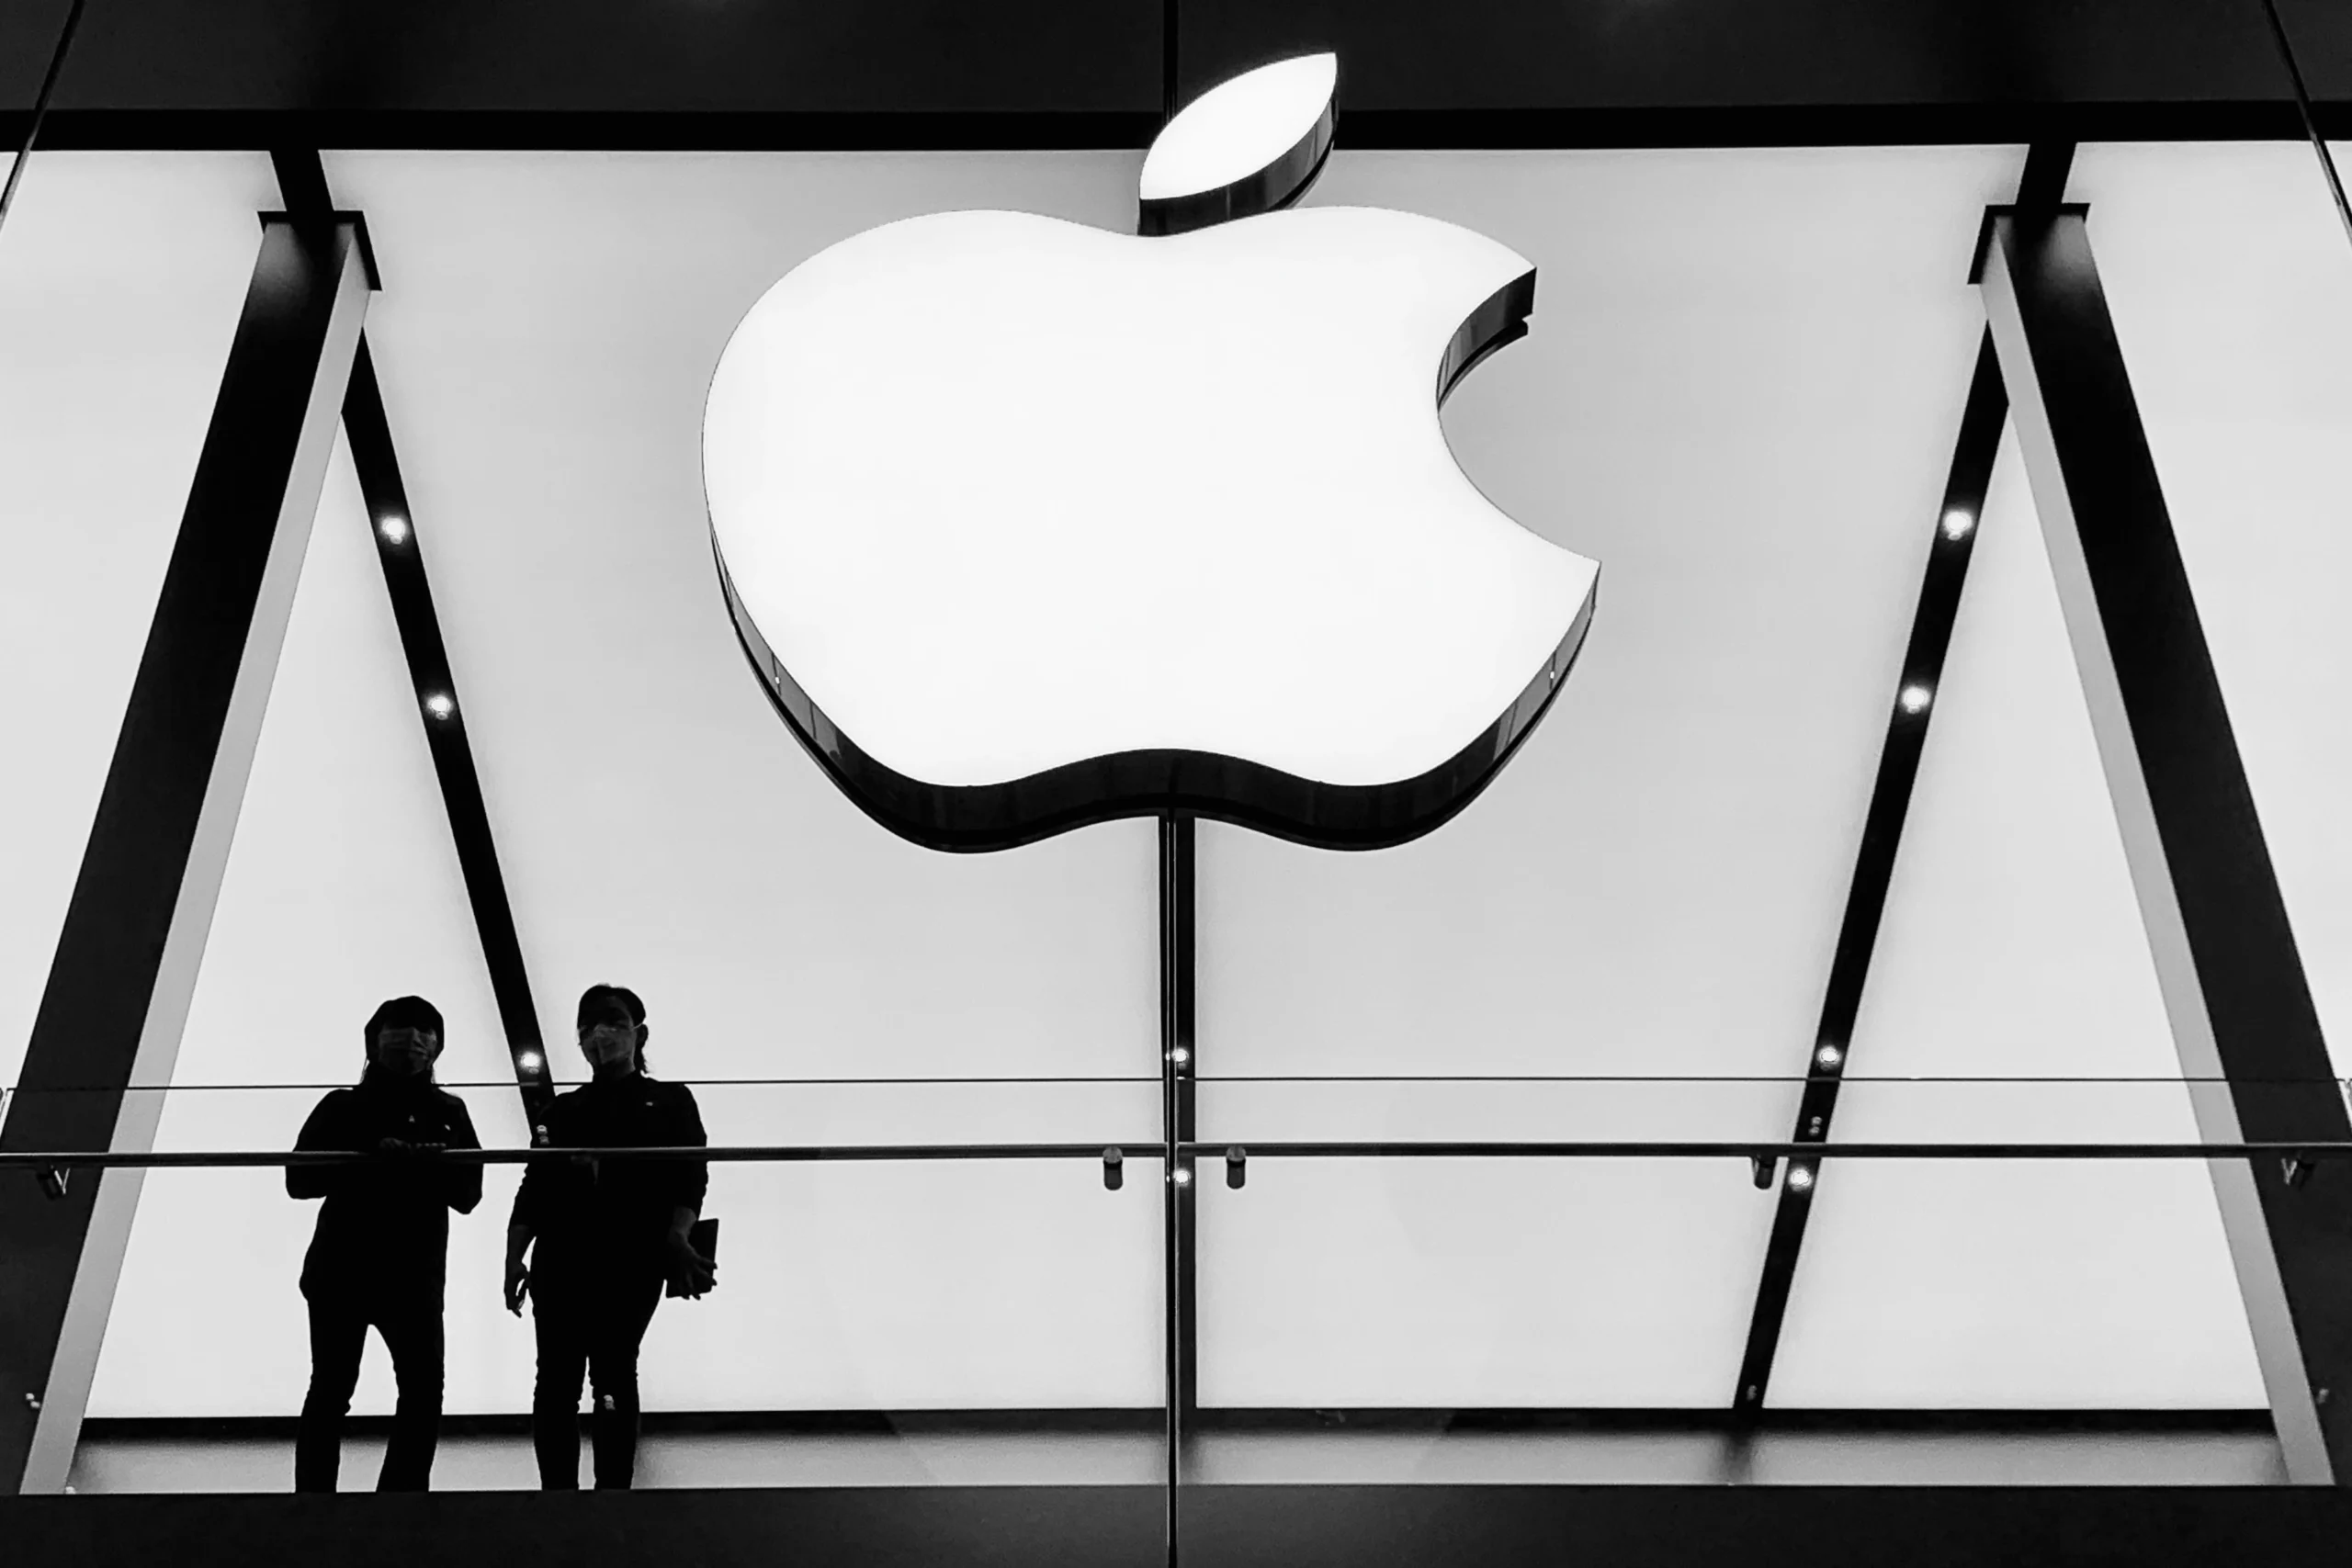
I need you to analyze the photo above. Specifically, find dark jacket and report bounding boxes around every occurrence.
[513,1074,707,1284]
[289,1073,483,1303]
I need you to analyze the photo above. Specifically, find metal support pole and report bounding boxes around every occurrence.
[0,213,372,1494]
[1978,204,2352,1484]
[1159,813,1196,1563]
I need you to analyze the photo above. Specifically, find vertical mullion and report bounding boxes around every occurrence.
[1159,813,1196,1565]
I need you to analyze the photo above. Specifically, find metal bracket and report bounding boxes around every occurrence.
[1102,1147,1124,1191]
[1750,1156,1776,1190]
[1226,1146,1248,1189]
[2283,1154,2317,1190]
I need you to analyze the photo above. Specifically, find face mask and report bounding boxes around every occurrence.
[582,1027,636,1071]
[372,1031,438,1078]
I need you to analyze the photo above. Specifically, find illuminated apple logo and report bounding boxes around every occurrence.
[705,54,1596,851]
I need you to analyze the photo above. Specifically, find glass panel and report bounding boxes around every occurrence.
[43,1081,1165,1507]
[1173,1100,2285,1501]
[2069,141,2352,1075]
[0,150,279,1087]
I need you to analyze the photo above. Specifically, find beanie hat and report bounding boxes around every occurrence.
[363,995,445,1048]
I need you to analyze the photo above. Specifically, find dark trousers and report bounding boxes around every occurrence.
[530,1268,664,1489]
[295,1291,445,1493]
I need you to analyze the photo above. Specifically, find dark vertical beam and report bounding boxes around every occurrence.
[1731,143,2074,1416]
[1159,812,1196,1562]
[1978,199,2352,1484]
[0,213,372,1493]
[269,150,555,1134]
[1161,0,1181,123]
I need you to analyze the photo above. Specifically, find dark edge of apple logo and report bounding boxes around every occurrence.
[1136,89,1336,238]
[709,264,1594,854]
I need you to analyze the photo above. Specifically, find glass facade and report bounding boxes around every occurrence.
[0,89,2349,1568]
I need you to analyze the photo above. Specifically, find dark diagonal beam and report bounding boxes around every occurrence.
[0,212,372,1493]
[270,150,555,1134]
[1731,143,2074,1416]
[1978,196,2352,1484]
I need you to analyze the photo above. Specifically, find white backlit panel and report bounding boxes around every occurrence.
[1195,146,2023,1406]
[85,435,527,1418]
[1770,431,2263,1407]
[19,141,2344,1425]
[2071,141,2352,1078]
[0,152,277,1092]
[284,151,1168,1412]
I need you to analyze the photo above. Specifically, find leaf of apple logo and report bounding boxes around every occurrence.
[705,53,1598,852]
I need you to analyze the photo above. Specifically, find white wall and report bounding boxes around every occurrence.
[0,152,279,1090]
[0,141,2344,1423]
[2071,141,2352,1074]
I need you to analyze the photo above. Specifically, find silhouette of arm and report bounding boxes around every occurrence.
[287,1092,356,1201]
[441,1098,484,1215]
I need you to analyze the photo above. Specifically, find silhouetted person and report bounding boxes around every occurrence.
[289,996,483,1493]
[507,984,711,1489]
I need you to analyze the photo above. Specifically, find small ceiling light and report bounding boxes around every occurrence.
[1815,1043,1843,1070]
[1172,1167,1193,1186]
[1898,683,1932,715]
[1940,508,1973,540]
[1170,1046,1191,1066]
[424,693,456,719]
[516,1050,543,1073]
[1786,1165,1815,1192]
[379,515,410,545]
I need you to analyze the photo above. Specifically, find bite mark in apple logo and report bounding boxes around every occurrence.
[705,53,1597,852]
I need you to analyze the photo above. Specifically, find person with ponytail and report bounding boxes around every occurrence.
[505,983,711,1489]
[288,995,483,1492]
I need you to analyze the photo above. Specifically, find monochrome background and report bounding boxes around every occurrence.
[0,141,2347,1422]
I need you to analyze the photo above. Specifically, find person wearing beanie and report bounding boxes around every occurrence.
[504,983,710,1490]
[287,995,483,1493]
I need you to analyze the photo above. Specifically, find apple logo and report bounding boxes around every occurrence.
[705,53,1597,852]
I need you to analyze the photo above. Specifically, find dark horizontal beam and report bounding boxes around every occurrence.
[6,109,1168,152]
[77,1406,2270,1441]
[11,1480,2352,1568]
[15,1140,2352,1169]
[4,0,2349,150]
[4,100,2349,152]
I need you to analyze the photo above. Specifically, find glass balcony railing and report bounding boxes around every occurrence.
[0,1070,2329,1509]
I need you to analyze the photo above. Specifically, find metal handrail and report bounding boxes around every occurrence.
[6,1138,2352,1170]
[5,1072,2351,1092]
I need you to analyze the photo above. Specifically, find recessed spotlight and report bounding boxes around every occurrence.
[516,1050,543,1073]
[379,516,410,545]
[1786,1165,1815,1192]
[1941,508,1974,540]
[424,693,456,719]
[1898,683,1932,715]
[1815,1043,1843,1070]
[1172,1167,1193,1186]
[1170,1046,1191,1067]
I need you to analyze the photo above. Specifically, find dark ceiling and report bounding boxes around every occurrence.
[2,0,2346,148]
